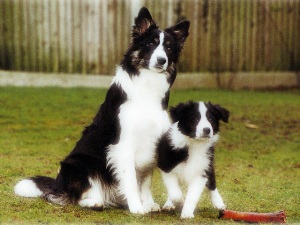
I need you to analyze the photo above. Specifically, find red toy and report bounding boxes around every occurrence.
[219,209,286,223]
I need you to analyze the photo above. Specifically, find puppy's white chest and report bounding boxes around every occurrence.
[173,143,211,184]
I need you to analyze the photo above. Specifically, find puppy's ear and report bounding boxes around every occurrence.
[132,7,157,38]
[165,20,190,48]
[170,103,185,123]
[208,102,230,123]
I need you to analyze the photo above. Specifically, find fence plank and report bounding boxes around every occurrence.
[4,0,14,70]
[224,0,232,71]
[115,0,123,66]
[51,0,59,73]
[37,0,43,71]
[274,0,282,70]
[238,0,246,70]
[42,0,50,72]
[199,0,209,71]
[295,0,300,69]
[100,0,108,74]
[286,0,294,70]
[219,1,227,71]
[107,0,116,74]
[72,0,81,73]
[264,0,271,70]
[23,1,29,71]
[65,0,73,73]
[0,0,5,68]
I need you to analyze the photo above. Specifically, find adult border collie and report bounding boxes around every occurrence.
[157,101,229,218]
[14,7,190,214]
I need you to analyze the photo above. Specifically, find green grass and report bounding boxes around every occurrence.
[0,87,299,224]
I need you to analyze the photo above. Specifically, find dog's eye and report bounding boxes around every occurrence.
[165,41,172,52]
[148,38,158,47]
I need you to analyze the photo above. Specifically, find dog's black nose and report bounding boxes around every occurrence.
[157,57,167,65]
[203,127,211,135]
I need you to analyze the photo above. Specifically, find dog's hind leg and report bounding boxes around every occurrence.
[78,178,104,210]
[140,173,160,213]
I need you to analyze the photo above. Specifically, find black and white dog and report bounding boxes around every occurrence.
[157,101,229,218]
[14,7,189,214]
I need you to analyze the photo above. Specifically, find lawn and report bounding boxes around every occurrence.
[0,86,299,224]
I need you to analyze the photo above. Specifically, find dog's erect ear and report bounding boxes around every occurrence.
[165,20,190,48]
[132,7,156,38]
[208,102,230,123]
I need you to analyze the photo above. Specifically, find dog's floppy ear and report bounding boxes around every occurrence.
[170,103,185,123]
[208,102,230,123]
[170,101,195,123]
[132,7,156,38]
[165,20,190,48]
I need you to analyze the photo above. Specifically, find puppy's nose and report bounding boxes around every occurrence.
[157,57,167,66]
[203,127,211,135]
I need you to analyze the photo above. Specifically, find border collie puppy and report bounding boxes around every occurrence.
[14,7,189,214]
[157,101,229,218]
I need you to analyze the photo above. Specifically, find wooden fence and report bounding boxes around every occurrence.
[0,0,299,75]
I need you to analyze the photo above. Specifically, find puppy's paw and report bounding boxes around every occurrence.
[162,200,176,211]
[212,200,225,210]
[211,189,226,210]
[143,202,161,213]
[149,202,161,212]
[180,210,194,219]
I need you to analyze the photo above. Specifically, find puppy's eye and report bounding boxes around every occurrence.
[192,117,199,122]
[207,116,214,122]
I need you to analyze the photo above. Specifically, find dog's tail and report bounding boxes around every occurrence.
[14,176,69,205]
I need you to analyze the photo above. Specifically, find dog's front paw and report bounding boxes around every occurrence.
[180,210,194,219]
[78,199,103,210]
[144,202,161,213]
[129,203,146,215]
[162,200,176,211]
[130,208,146,215]
[173,198,184,207]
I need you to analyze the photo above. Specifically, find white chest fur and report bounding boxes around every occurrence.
[110,68,171,171]
[115,68,170,103]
